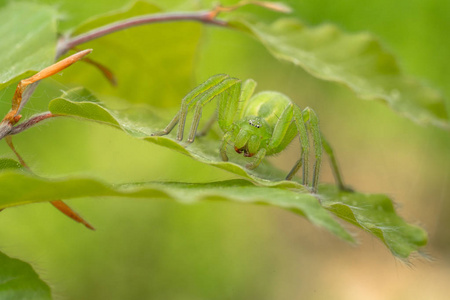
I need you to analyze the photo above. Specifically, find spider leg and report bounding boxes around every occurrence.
[186,78,240,143]
[287,104,310,187]
[236,79,257,120]
[179,75,234,141]
[290,106,348,192]
[191,79,256,138]
[321,135,351,191]
[151,75,239,142]
[151,74,230,137]
[218,79,256,160]
[220,131,233,161]
[217,78,255,130]
[151,112,180,136]
[196,113,217,137]
[245,148,267,169]
[301,107,322,193]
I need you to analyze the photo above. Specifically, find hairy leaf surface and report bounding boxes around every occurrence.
[229,16,449,129]
[46,89,427,259]
[0,250,51,300]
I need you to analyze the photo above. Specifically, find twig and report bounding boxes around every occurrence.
[9,112,59,135]
[56,11,227,56]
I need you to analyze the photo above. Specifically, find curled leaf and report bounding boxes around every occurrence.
[228,17,449,129]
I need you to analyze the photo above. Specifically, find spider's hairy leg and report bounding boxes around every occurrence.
[151,74,230,138]
[197,79,255,137]
[187,101,204,143]
[186,78,240,143]
[217,80,247,130]
[215,79,255,155]
[236,79,257,120]
[245,148,267,169]
[286,105,310,187]
[302,107,322,193]
[220,131,233,161]
[196,113,217,137]
[268,103,294,150]
[321,135,351,191]
[178,75,232,141]
[152,112,180,136]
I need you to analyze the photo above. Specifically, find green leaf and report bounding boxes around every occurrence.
[0,170,427,260]
[57,1,202,108]
[49,88,302,186]
[0,171,351,242]
[229,16,449,129]
[0,158,22,171]
[319,186,427,259]
[0,250,51,300]
[47,88,427,259]
[0,2,57,90]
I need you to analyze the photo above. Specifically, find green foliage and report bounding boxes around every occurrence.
[0,158,22,170]
[0,2,57,89]
[0,0,447,299]
[0,251,51,300]
[46,88,426,258]
[0,161,427,259]
[60,1,202,107]
[320,186,427,259]
[229,16,449,129]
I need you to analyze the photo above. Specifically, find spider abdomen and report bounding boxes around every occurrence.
[242,91,292,129]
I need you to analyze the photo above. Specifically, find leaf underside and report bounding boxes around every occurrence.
[0,250,51,300]
[228,16,449,129]
[44,88,427,259]
[0,2,432,264]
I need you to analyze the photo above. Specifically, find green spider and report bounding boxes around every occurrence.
[152,74,344,193]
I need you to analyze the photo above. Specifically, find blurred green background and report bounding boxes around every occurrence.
[0,0,449,299]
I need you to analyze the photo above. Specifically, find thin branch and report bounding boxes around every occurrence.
[5,8,232,137]
[57,11,227,56]
[5,136,29,169]
[14,10,228,125]
[9,112,60,135]
[81,56,118,86]
[0,123,12,141]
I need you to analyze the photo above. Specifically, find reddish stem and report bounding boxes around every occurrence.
[9,112,60,135]
[57,11,227,56]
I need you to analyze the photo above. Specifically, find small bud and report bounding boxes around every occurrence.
[12,115,22,125]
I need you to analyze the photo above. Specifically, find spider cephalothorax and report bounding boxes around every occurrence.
[152,74,324,192]
[230,116,271,157]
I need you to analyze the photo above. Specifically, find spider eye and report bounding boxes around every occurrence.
[248,119,261,128]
